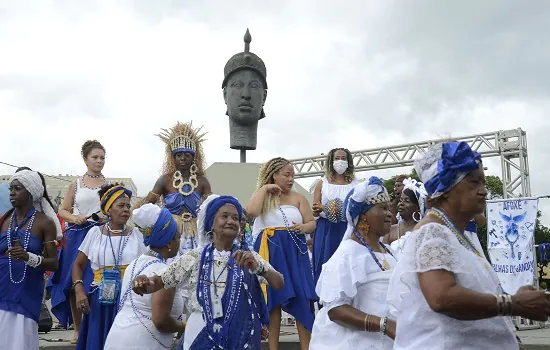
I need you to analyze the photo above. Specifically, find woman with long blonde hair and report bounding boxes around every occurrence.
[247,157,317,350]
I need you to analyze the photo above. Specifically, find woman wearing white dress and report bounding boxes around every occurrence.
[132,195,284,350]
[72,183,147,350]
[387,178,427,259]
[387,141,550,349]
[310,176,396,350]
[105,203,185,349]
[311,148,358,285]
[49,140,107,343]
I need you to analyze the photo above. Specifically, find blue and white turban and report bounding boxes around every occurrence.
[132,204,177,249]
[342,176,391,240]
[414,141,481,198]
[196,194,243,247]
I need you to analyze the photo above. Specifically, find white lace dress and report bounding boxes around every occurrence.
[386,223,518,349]
[157,247,273,350]
[310,239,396,350]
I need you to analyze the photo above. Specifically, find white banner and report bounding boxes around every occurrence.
[487,198,538,294]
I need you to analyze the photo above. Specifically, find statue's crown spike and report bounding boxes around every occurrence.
[244,28,251,52]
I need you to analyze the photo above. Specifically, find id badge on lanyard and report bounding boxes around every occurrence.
[98,268,121,305]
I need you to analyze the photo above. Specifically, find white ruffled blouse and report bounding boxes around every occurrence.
[158,247,273,314]
[310,239,396,350]
[386,223,518,349]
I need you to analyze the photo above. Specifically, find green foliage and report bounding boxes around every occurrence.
[382,170,421,196]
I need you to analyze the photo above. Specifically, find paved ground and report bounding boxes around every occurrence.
[38,325,550,349]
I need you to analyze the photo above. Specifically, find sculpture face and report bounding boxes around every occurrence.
[224,69,267,126]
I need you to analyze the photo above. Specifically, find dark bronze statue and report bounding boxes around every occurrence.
[222,29,267,162]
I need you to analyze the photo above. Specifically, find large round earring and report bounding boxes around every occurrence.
[412,211,422,223]
[190,162,198,175]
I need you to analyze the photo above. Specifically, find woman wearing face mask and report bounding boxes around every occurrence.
[49,140,107,343]
[131,195,284,349]
[248,157,317,350]
[311,148,357,285]
[72,183,147,350]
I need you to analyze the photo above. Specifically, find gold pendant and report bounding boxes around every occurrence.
[382,259,390,270]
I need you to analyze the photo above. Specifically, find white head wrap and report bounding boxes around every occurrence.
[132,203,161,229]
[9,170,63,240]
[342,177,390,240]
[402,177,428,217]
[197,194,220,248]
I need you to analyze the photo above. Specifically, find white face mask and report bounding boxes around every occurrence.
[333,160,348,175]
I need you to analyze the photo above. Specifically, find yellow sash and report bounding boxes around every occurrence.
[93,265,128,284]
[258,227,285,303]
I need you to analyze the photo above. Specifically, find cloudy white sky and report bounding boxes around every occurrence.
[1,1,550,221]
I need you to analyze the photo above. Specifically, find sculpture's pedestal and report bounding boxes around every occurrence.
[205,162,313,205]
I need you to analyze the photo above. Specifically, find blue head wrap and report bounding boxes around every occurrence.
[418,142,481,197]
[344,176,390,223]
[144,208,177,248]
[172,147,196,156]
[204,196,243,234]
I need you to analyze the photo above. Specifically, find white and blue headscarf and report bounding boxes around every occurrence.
[132,204,177,249]
[196,194,243,248]
[415,141,481,198]
[342,176,391,240]
[402,178,428,217]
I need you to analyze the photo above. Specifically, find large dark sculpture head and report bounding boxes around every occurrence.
[222,29,267,151]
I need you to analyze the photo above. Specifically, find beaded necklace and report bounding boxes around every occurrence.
[428,208,482,258]
[352,230,394,271]
[427,208,504,292]
[197,243,259,349]
[119,254,171,348]
[279,208,309,255]
[82,173,105,190]
[6,209,36,284]
[105,225,130,268]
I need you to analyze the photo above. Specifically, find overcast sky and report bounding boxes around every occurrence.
[2,1,550,222]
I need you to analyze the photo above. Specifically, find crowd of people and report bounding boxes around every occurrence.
[1,123,550,350]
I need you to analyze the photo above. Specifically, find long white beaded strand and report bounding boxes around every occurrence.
[6,211,35,284]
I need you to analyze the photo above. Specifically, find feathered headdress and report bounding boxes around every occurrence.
[156,121,207,176]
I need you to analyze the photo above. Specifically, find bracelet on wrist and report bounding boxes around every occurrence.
[72,280,84,290]
[250,261,265,275]
[25,252,43,268]
[494,293,513,316]
[379,316,388,336]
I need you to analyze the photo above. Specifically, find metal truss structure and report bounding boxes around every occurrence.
[289,128,531,198]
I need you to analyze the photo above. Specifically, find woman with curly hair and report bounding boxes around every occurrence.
[72,183,146,350]
[248,157,317,350]
[48,140,107,343]
[311,148,357,285]
[142,122,212,257]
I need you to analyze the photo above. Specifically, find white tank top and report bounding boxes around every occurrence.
[252,205,304,242]
[320,177,357,204]
[320,177,357,219]
[73,177,101,217]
